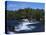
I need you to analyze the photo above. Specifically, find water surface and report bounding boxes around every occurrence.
[6,19,44,34]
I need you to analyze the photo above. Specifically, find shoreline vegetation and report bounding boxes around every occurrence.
[6,8,44,22]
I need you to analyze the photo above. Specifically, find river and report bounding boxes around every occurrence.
[6,19,44,34]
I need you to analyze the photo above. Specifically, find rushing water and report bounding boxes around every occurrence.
[15,19,39,31]
[6,19,44,34]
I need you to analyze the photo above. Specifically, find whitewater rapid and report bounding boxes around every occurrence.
[14,19,39,31]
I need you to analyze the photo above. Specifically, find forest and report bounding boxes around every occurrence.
[6,8,44,22]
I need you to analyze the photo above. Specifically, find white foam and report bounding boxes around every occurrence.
[14,19,37,31]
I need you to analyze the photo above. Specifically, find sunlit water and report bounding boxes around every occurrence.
[7,19,44,34]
